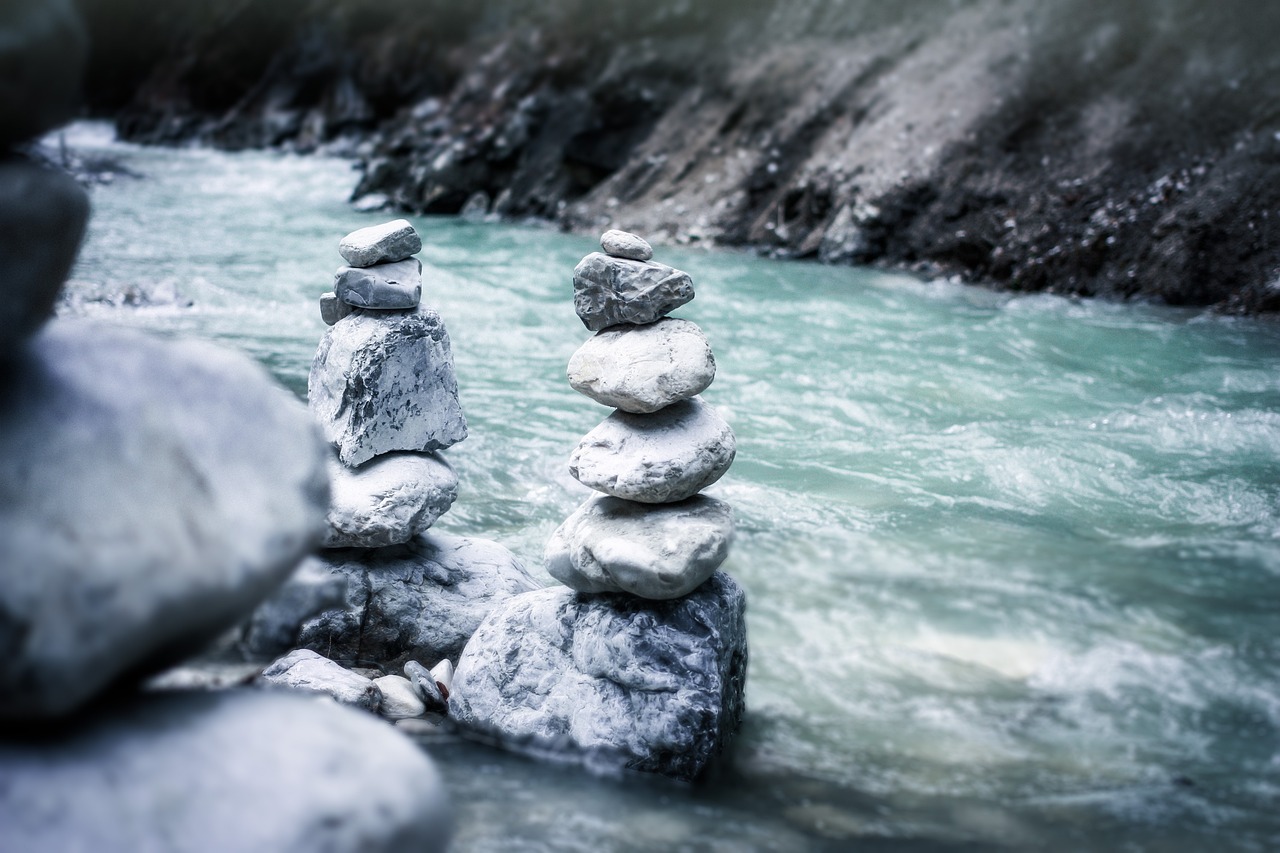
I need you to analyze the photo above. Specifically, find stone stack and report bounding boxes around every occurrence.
[449,231,748,781]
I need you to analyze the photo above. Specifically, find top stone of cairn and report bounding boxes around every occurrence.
[600,230,653,262]
[339,219,422,268]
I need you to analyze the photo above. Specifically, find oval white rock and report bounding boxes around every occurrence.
[322,451,458,549]
[567,317,715,413]
[600,229,653,261]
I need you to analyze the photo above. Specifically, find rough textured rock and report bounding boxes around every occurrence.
[334,258,422,310]
[239,561,349,659]
[573,252,694,331]
[320,291,353,325]
[373,674,426,720]
[0,158,90,360]
[0,321,329,720]
[0,0,87,148]
[259,649,382,711]
[568,318,715,413]
[308,304,467,467]
[600,229,653,261]
[0,690,453,852]
[545,494,733,599]
[323,451,458,549]
[288,533,540,668]
[338,219,421,267]
[450,572,748,780]
[570,397,736,503]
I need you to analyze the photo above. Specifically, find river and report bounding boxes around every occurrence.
[59,122,1280,851]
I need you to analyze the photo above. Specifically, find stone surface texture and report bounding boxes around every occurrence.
[405,660,446,709]
[239,561,349,659]
[322,451,458,548]
[600,229,653,261]
[259,649,382,711]
[0,0,87,148]
[0,321,329,720]
[0,690,452,852]
[373,674,426,719]
[449,572,748,780]
[572,252,694,331]
[545,494,733,599]
[308,304,467,467]
[569,397,736,503]
[334,258,422,309]
[567,318,715,413]
[0,159,90,359]
[338,218,421,267]
[320,291,353,325]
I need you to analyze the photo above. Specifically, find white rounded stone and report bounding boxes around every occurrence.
[568,317,715,413]
[600,229,653,261]
[373,674,426,720]
[322,451,458,548]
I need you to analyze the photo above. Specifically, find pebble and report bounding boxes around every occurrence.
[600,229,653,261]
[338,219,422,267]
[319,291,353,325]
[373,675,427,720]
[259,649,383,712]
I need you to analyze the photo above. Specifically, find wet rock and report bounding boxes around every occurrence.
[259,649,382,711]
[545,494,733,599]
[319,291,353,325]
[572,252,694,331]
[0,690,452,852]
[322,451,458,549]
[0,0,87,148]
[293,533,541,668]
[430,659,454,695]
[567,317,715,413]
[308,304,467,467]
[334,258,422,310]
[374,674,426,720]
[405,660,446,709]
[600,229,653,261]
[449,572,748,781]
[0,321,329,720]
[569,397,736,503]
[239,560,349,659]
[338,218,421,267]
[0,159,90,359]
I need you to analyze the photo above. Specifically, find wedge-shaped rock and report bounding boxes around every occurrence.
[0,690,452,852]
[309,305,467,467]
[570,397,735,503]
[545,494,733,599]
[568,318,715,413]
[323,451,458,548]
[449,572,747,781]
[319,291,353,325]
[338,218,421,267]
[334,258,422,310]
[572,252,693,331]
[260,649,382,711]
[0,321,329,721]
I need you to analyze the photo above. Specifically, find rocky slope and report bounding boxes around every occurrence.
[78,0,1280,311]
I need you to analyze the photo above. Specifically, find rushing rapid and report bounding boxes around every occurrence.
[63,123,1280,851]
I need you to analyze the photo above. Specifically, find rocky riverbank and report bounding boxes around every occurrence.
[77,0,1280,312]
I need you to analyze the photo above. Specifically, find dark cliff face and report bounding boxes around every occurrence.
[77,0,1280,312]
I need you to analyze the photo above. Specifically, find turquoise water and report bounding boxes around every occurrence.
[63,123,1280,850]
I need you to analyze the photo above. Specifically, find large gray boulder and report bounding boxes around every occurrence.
[338,219,421,267]
[545,494,733,599]
[569,397,736,503]
[255,533,540,668]
[0,158,90,360]
[259,649,382,711]
[572,252,694,331]
[567,317,715,413]
[308,305,467,467]
[0,0,87,148]
[239,559,349,660]
[0,321,329,720]
[0,690,453,852]
[323,451,458,548]
[334,258,422,310]
[449,572,747,781]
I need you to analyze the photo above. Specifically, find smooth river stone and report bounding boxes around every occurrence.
[545,494,733,600]
[322,451,458,548]
[0,0,87,148]
[334,258,422,310]
[373,675,426,720]
[572,252,694,331]
[449,572,747,781]
[308,304,467,467]
[0,321,329,721]
[569,397,736,503]
[319,291,353,325]
[567,317,715,413]
[338,218,422,267]
[600,229,653,261]
[0,690,453,852]
[259,649,382,712]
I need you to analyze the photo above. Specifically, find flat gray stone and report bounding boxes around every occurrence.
[322,451,458,549]
[338,218,422,267]
[545,494,733,599]
[319,291,353,325]
[569,397,736,503]
[449,572,747,781]
[374,674,426,720]
[0,0,87,148]
[600,229,653,261]
[567,317,715,413]
[572,252,694,331]
[0,690,452,852]
[0,321,329,721]
[334,258,422,310]
[0,158,89,359]
[260,649,382,712]
[308,305,467,467]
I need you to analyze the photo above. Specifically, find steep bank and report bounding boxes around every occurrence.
[79,0,1280,312]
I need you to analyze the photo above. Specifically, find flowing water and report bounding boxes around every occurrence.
[59,123,1280,851]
